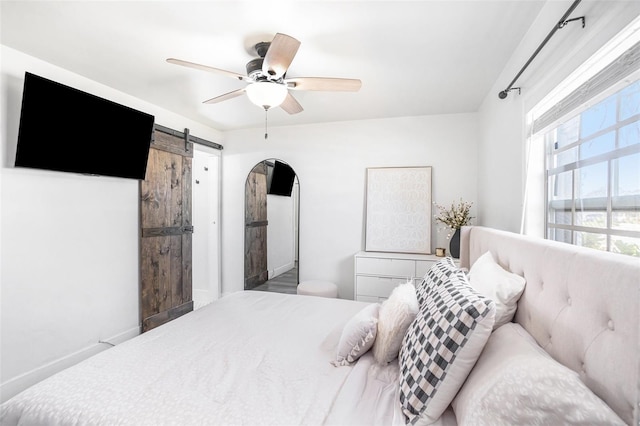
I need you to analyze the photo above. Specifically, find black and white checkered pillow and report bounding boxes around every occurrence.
[415,257,457,307]
[399,269,495,425]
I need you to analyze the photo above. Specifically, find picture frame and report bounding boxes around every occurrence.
[365,166,432,254]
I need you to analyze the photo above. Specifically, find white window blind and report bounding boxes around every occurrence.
[533,41,640,134]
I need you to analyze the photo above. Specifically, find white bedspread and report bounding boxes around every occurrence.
[326,352,457,426]
[1,291,386,426]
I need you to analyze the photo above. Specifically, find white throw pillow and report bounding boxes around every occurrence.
[332,303,380,366]
[452,323,625,425]
[469,251,526,329]
[399,270,495,425]
[372,282,419,365]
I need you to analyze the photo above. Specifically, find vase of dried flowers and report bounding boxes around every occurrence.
[434,199,474,258]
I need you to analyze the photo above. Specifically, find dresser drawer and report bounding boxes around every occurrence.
[353,251,459,302]
[356,257,415,277]
[415,260,437,278]
[355,275,410,298]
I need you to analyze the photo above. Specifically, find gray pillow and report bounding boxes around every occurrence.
[332,303,380,366]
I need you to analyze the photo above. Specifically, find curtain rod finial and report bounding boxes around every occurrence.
[498,87,521,100]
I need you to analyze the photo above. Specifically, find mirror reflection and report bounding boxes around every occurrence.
[244,159,299,293]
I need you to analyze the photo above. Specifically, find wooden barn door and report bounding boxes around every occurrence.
[140,129,193,332]
[245,161,268,290]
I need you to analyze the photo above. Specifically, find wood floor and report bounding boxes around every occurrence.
[194,267,298,310]
[252,264,298,294]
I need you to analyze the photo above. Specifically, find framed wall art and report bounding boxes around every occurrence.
[365,166,432,254]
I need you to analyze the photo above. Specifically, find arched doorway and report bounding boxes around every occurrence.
[244,159,299,291]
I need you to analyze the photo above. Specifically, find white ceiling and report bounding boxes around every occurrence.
[1,1,552,131]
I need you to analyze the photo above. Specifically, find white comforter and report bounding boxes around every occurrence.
[1,291,392,426]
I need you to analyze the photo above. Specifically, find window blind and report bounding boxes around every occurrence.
[532,41,640,134]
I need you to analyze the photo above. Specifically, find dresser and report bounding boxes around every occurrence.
[353,251,459,302]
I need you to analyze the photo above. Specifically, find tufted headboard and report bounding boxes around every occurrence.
[459,226,639,425]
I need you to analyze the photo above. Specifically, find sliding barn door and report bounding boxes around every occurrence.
[140,129,193,332]
[245,162,268,290]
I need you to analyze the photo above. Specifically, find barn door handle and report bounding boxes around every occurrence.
[245,220,268,228]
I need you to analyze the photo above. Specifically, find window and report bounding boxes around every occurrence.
[543,80,640,256]
[524,16,640,256]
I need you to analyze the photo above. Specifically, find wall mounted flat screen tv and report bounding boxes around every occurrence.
[15,72,155,180]
[267,160,296,197]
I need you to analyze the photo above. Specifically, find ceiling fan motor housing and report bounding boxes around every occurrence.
[247,41,276,79]
[246,58,264,79]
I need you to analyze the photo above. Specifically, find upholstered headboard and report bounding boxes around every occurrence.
[460,226,639,425]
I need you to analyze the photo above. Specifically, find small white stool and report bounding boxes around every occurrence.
[297,280,338,298]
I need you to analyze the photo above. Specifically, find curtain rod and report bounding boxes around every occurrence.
[498,0,585,99]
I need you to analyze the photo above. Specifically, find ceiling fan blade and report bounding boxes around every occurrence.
[202,88,246,104]
[286,77,362,92]
[280,92,304,115]
[262,33,301,79]
[167,58,248,81]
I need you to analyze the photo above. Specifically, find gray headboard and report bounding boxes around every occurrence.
[460,226,639,425]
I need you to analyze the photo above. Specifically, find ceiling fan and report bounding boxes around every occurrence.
[166,33,362,115]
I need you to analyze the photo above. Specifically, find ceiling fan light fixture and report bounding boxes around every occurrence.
[245,82,288,110]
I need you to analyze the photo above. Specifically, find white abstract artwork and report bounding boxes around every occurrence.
[365,166,432,254]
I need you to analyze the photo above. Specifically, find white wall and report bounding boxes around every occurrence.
[477,1,640,232]
[192,147,221,307]
[267,192,296,278]
[0,46,223,402]
[221,114,479,300]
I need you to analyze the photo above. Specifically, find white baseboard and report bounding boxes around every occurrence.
[193,289,216,310]
[272,261,295,278]
[0,326,140,403]
[193,300,212,310]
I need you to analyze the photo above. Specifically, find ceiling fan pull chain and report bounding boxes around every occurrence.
[264,109,269,140]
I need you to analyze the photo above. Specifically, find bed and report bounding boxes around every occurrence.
[1,225,638,425]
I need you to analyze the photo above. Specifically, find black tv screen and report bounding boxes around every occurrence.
[268,160,296,196]
[15,72,155,180]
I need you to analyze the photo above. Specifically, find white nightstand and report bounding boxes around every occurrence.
[353,251,459,302]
